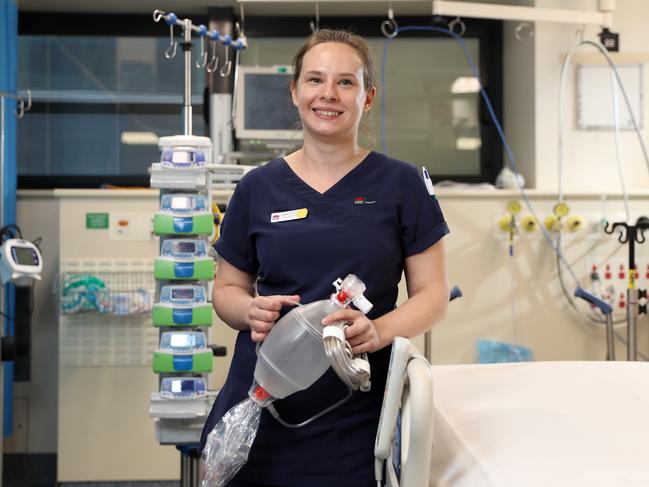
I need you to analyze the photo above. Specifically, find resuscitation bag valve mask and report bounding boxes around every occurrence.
[202,274,373,487]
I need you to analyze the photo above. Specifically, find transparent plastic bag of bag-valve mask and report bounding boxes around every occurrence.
[201,274,371,487]
[201,384,272,487]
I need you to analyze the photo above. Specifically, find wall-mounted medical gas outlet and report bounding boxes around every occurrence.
[497,201,521,232]
[495,201,528,241]
[154,239,214,280]
[565,215,585,232]
[154,194,213,235]
[544,202,570,233]
[543,202,586,234]
[498,214,516,233]
[152,331,213,373]
[520,215,538,233]
[153,285,213,327]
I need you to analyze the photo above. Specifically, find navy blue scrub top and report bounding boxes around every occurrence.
[201,151,449,486]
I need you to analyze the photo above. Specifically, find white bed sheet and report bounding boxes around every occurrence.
[429,361,649,487]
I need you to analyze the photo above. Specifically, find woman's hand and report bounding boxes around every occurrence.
[322,309,381,354]
[248,295,301,342]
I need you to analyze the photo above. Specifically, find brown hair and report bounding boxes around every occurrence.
[292,29,376,92]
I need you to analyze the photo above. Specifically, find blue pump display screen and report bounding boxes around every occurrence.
[172,241,196,253]
[170,333,194,348]
[171,288,195,300]
[160,377,206,398]
[171,196,192,210]
[171,379,199,394]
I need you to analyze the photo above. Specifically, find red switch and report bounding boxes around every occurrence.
[604,264,612,280]
[618,264,625,280]
[618,292,626,309]
[645,264,649,279]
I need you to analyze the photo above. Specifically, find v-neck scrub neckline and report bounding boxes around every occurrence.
[279,150,379,198]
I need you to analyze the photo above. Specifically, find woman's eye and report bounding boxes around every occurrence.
[339,79,353,86]
[308,77,321,83]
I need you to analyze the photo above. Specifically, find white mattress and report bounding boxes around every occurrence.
[428,361,649,487]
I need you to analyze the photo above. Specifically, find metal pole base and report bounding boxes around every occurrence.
[180,450,200,487]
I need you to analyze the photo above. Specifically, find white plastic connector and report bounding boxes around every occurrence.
[322,325,346,341]
[353,294,373,314]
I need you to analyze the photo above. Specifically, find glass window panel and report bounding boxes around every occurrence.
[17,35,207,179]
[17,104,204,176]
[239,36,482,177]
[17,33,484,181]
[368,38,481,176]
[18,36,205,96]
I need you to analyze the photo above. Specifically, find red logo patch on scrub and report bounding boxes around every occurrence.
[353,195,376,205]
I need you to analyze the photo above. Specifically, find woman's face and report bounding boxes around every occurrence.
[291,42,375,142]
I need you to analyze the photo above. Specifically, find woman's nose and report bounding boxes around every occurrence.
[320,81,338,101]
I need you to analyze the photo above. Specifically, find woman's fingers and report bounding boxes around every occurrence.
[277,295,301,307]
[255,294,301,311]
[248,294,301,343]
[249,307,280,323]
[322,309,380,353]
[251,330,267,342]
[322,308,362,326]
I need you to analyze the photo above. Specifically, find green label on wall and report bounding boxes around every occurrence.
[86,213,109,229]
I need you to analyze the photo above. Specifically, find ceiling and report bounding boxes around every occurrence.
[16,0,446,16]
[18,0,530,17]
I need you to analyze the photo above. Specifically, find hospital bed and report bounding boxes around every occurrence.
[377,354,649,487]
[375,337,434,487]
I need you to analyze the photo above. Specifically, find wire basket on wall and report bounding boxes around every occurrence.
[58,259,156,316]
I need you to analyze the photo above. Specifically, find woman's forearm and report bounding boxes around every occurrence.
[212,284,254,331]
[373,282,449,350]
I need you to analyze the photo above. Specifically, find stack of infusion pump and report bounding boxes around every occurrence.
[149,135,217,445]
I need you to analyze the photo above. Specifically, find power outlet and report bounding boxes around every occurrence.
[588,258,649,312]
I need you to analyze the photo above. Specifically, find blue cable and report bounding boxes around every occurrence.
[380,37,390,154]
[380,25,581,287]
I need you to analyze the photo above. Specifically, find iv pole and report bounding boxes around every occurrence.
[0,89,31,443]
[605,219,649,361]
[151,11,246,487]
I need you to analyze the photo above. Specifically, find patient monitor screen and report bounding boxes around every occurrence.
[244,74,299,131]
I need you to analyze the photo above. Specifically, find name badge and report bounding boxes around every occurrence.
[270,208,308,223]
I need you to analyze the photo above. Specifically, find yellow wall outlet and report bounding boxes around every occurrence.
[521,215,538,232]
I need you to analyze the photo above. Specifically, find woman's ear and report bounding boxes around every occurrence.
[364,85,377,112]
[290,79,299,107]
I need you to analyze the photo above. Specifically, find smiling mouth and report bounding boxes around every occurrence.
[312,108,343,119]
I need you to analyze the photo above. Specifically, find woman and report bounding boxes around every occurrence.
[201,28,449,487]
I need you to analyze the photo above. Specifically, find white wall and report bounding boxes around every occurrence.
[503,0,536,187]
[532,0,649,191]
